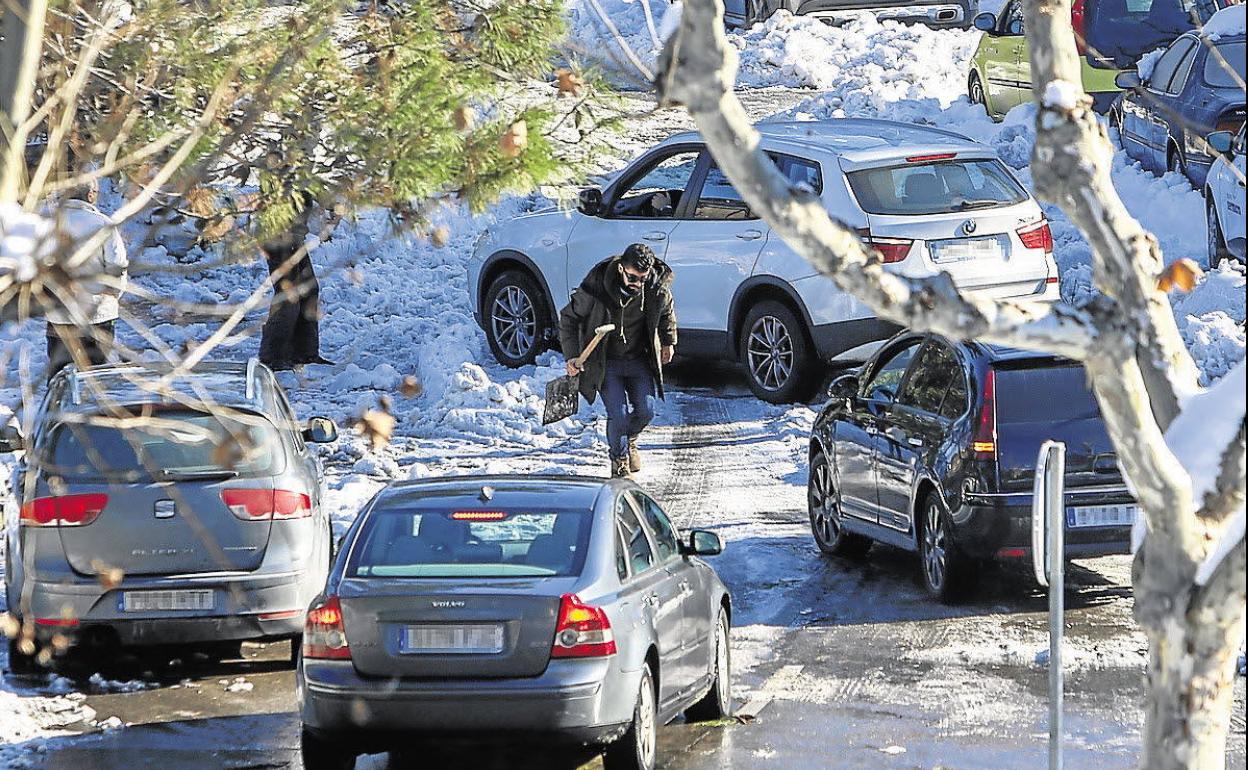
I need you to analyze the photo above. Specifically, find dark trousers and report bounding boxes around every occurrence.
[259,246,321,366]
[601,357,658,460]
[47,321,114,380]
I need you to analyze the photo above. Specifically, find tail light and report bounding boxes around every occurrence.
[551,594,616,659]
[972,368,998,459]
[1071,0,1087,56]
[303,596,351,660]
[221,489,312,520]
[1017,220,1054,256]
[856,229,914,264]
[19,493,108,527]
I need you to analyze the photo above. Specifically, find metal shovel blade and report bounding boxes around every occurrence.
[542,373,581,425]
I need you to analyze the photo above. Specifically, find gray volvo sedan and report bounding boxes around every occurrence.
[1,360,338,670]
[297,475,732,770]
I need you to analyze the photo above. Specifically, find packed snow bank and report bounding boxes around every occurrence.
[1202,3,1246,39]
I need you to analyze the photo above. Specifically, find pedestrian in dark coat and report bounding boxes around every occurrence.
[258,191,333,370]
[559,243,677,478]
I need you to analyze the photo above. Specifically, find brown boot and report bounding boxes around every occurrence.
[612,457,631,478]
[628,438,642,473]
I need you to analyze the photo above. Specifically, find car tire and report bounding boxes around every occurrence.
[603,663,658,770]
[808,452,872,558]
[919,493,970,604]
[740,300,818,404]
[7,637,39,676]
[1208,198,1233,266]
[301,727,358,770]
[968,72,987,112]
[483,270,551,368]
[685,611,732,722]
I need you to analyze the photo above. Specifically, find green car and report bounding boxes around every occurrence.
[967,0,1219,121]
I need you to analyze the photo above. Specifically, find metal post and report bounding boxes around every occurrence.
[1042,441,1066,770]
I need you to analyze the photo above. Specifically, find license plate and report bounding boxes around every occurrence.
[929,235,1010,264]
[121,589,215,612]
[1066,504,1139,529]
[399,624,505,655]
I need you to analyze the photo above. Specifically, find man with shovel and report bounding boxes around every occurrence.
[559,243,677,478]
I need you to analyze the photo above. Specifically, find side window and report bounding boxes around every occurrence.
[633,494,679,562]
[614,521,630,581]
[1004,1,1024,34]
[273,387,306,452]
[898,343,961,415]
[862,340,922,403]
[616,497,655,576]
[610,149,700,219]
[1166,44,1200,94]
[777,155,824,194]
[1149,38,1195,92]
[939,366,970,420]
[692,161,755,221]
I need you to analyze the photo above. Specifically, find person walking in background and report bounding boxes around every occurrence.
[43,181,128,379]
[257,188,336,370]
[560,243,677,478]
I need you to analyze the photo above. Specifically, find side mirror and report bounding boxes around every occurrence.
[683,529,724,557]
[303,416,338,444]
[1207,131,1234,155]
[827,374,859,406]
[973,12,997,31]
[1006,18,1023,35]
[1115,71,1142,90]
[0,424,24,454]
[577,187,604,217]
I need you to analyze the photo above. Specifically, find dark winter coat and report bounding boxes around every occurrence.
[559,257,677,404]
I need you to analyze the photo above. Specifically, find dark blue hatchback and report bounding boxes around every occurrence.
[1115,10,1246,189]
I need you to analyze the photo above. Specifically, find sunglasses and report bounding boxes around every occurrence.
[620,267,649,285]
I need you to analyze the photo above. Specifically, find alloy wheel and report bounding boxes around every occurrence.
[714,618,732,715]
[637,671,657,769]
[923,500,947,592]
[490,285,536,359]
[1208,202,1224,265]
[969,76,985,107]
[809,459,841,547]
[747,315,795,392]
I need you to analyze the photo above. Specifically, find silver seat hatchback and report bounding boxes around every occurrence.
[297,475,732,770]
[0,360,338,670]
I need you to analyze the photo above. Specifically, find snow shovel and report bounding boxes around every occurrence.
[542,323,615,425]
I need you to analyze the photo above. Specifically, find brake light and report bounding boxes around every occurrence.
[551,594,616,658]
[34,617,79,627]
[856,229,914,264]
[451,511,509,521]
[19,493,108,527]
[303,596,351,660]
[1072,0,1087,56]
[1017,220,1054,256]
[972,369,998,458]
[221,489,312,520]
[904,153,957,163]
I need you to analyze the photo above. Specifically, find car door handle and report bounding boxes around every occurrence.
[907,437,924,448]
[736,229,764,241]
[642,231,667,242]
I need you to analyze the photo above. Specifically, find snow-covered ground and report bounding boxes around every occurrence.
[2,8,1245,760]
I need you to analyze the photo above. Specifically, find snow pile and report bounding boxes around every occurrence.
[1202,3,1246,39]
[1165,361,1246,510]
[564,0,673,74]
[0,203,52,284]
[733,12,979,95]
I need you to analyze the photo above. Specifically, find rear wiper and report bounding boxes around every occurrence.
[159,469,239,482]
[951,199,1002,211]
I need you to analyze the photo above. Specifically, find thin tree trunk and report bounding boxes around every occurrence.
[1,0,48,202]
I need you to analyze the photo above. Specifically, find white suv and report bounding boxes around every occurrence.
[1206,125,1245,265]
[469,119,1059,402]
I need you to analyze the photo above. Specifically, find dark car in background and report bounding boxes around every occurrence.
[806,333,1135,602]
[725,0,979,30]
[1115,5,1247,188]
[1,360,339,671]
[298,475,731,770]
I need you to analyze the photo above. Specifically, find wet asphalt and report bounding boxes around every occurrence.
[6,365,1246,770]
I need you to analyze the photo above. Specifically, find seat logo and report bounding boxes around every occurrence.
[959,219,977,236]
[431,600,466,609]
[154,500,176,519]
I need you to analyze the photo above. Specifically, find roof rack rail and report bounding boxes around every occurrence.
[68,366,81,405]
[245,357,260,400]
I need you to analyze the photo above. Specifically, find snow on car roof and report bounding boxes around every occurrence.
[1203,3,1246,40]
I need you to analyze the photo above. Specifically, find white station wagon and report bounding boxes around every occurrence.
[469,119,1059,402]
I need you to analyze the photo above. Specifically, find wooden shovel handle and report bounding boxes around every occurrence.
[574,328,612,366]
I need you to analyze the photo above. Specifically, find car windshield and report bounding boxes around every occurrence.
[1204,41,1246,88]
[846,159,1029,216]
[1085,0,1198,69]
[44,409,283,482]
[349,509,592,578]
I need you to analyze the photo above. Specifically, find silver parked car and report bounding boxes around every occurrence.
[297,475,732,770]
[1,360,338,671]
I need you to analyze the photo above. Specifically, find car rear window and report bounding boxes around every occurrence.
[349,509,592,578]
[44,409,283,482]
[1204,41,1246,88]
[1086,0,1197,68]
[846,160,1029,216]
[994,364,1101,424]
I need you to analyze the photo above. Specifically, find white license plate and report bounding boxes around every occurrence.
[122,589,215,612]
[929,235,1010,263]
[1066,504,1139,529]
[399,624,505,655]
